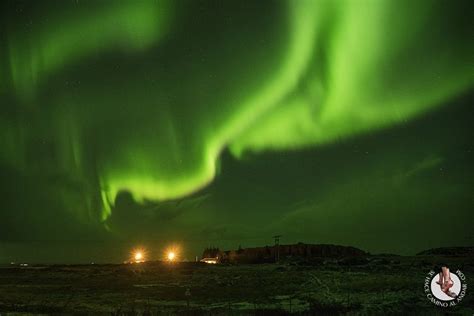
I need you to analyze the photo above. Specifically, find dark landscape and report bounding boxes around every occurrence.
[1,246,473,315]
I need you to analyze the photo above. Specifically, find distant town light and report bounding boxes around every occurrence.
[135,252,143,261]
[132,248,146,263]
[200,258,217,264]
[164,245,180,262]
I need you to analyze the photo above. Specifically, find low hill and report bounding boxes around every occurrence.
[204,243,368,264]
[416,246,474,256]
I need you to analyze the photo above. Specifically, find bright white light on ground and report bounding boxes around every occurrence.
[132,249,146,263]
[135,252,143,261]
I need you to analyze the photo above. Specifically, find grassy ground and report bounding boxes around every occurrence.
[0,255,473,315]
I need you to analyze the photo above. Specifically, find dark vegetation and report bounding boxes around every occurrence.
[0,247,473,315]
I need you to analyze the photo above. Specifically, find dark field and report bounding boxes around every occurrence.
[0,255,473,315]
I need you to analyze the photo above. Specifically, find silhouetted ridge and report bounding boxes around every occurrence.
[203,243,368,264]
[416,247,474,256]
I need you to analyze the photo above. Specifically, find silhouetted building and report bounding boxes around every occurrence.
[202,243,367,264]
[200,247,221,264]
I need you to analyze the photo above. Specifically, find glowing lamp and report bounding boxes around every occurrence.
[135,252,143,261]
[132,249,146,263]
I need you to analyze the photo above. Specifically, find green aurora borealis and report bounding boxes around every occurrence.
[0,0,473,262]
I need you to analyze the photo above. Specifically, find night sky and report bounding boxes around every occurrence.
[1,0,473,263]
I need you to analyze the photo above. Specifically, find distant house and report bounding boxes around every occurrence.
[200,257,218,264]
[200,247,221,264]
[202,243,368,264]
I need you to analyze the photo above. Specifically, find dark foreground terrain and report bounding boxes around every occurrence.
[0,254,473,315]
